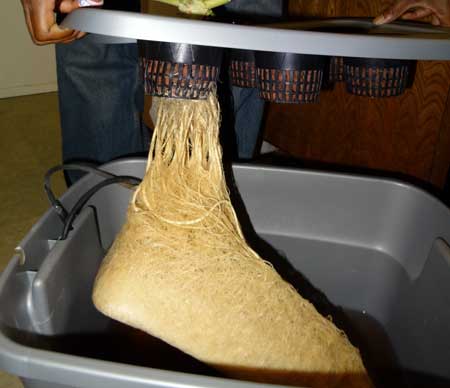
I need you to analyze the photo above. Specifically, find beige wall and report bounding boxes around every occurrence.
[0,2,58,98]
[0,1,180,99]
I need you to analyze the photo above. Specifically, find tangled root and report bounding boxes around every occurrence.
[93,94,373,388]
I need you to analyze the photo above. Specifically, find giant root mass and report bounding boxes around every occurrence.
[92,94,374,388]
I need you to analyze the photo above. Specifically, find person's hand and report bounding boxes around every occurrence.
[373,0,450,26]
[20,0,103,45]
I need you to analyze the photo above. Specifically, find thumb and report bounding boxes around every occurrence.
[58,0,80,13]
[59,0,103,13]
[431,14,441,25]
[373,1,422,25]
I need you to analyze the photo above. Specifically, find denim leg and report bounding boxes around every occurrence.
[220,0,281,160]
[232,86,265,160]
[223,0,284,18]
[55,35,148,183]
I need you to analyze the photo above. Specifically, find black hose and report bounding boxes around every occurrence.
[60,175,142,240]
[44,163,140,222]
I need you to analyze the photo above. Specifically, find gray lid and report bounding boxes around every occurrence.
[61,9,450,60]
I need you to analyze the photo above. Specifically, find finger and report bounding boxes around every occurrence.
[400,7,434,20]
[431,14,441,25]
[61,36,78,44]
[57,0,101,41]
[373,0,423,25]
[34,34,78,45]
[22,0,92,45]
[28,0,73,44]
[49,23,79,40]
[58,0,80,13]
[33,19,76,43]
[59,0,103,12]
[77,0,104,7]
[35,24,79,45]
[75,31,87,39]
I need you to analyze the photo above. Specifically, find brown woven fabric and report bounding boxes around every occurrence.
[230,60,257,88]
[344,64,409,98]
[329,57,344,83]
[257,67,323,104]
[141,58,219,100]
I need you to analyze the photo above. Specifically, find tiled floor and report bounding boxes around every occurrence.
[0,92,66,387]
[0,372,22,388]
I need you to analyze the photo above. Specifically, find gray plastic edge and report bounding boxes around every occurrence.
[90,156,443,201]
[62,9,450,60]
[2,158,450,387]
[12,157,450,257]
[0,265,291,388]
[0,262,291,388]
[0,257,30,375]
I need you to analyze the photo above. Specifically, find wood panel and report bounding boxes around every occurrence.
[264,0,450,187]
[430,69,450,187]
[288,0,392,18]
[288,0,337,18]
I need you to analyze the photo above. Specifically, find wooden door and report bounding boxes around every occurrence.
[264,0,450,188]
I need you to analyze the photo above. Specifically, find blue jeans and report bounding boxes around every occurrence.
[223,0,284,18]
[55,35,149,183]
[232,87,265,160]
[224,0,282,159]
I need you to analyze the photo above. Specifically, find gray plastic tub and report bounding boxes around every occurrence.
[0,158,449,388]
